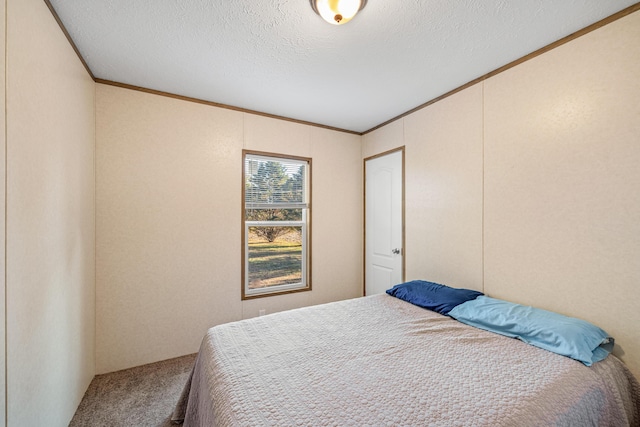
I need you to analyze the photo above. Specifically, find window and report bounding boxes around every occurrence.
[242,150,311,299]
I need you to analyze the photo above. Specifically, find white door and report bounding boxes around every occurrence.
[365,149,404,295]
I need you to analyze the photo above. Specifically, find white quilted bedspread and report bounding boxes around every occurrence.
[174,294,640,426]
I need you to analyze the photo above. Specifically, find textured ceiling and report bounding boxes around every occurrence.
[48,0,637,133]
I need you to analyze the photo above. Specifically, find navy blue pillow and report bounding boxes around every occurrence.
[386,280,483,315]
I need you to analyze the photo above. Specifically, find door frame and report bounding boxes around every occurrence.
[363,146,406,296]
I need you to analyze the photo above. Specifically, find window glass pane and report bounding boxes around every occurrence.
[245,208,302,221]
[248,226,302,289]
[245,158,306,206]
[242,151,310,299]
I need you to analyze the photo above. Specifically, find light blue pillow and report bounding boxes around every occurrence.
[448,296,614,366]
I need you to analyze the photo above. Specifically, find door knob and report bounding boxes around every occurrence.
[392,248,401,255]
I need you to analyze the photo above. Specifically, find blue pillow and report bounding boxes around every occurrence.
[386,280,483,315]
[448,296,614,366]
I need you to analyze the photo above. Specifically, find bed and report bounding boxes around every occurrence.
[172,293,640,426]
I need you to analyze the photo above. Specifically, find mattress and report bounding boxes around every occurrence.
[173,294,640,426]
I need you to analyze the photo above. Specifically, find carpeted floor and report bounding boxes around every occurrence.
[70,353,197,427]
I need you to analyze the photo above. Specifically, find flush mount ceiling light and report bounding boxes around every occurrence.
[310,0,368,25]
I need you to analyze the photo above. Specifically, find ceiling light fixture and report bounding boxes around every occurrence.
[309,0,367,25]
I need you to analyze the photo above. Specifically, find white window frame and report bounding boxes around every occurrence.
[241,150,312,300]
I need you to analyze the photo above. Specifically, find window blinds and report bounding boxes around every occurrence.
[244,154,308,209]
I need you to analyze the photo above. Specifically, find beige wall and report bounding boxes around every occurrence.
[363,11,640,378]
[96,85,362,374]
[0,0,5,424]
[403,86,484,290]
[5,0,96,425]
[483,11,640,377]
